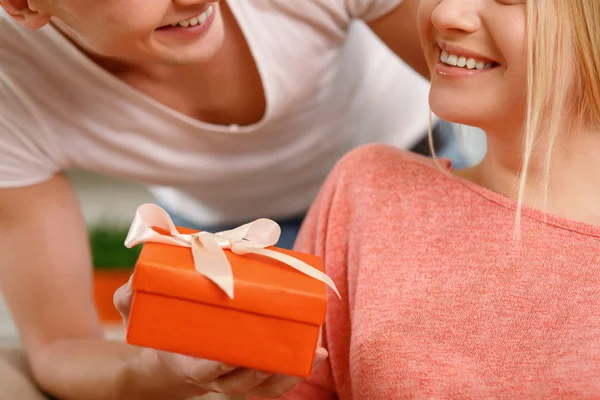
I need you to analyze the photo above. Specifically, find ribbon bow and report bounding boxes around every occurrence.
[124,204,340,299]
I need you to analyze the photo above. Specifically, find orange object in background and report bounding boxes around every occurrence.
[93,269,132,323]
[126,226,327,378]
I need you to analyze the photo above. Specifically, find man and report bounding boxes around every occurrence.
[0,0,449,398]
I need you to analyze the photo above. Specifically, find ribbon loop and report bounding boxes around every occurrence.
[125,204,340,299]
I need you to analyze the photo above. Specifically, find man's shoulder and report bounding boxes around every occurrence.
[0,10,22,39]
[1,13,60,83]
[0,11,88,77]
[0,12,95,120]
[0,10,46,54]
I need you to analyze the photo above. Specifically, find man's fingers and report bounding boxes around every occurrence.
[247,348,329,398]
[247,374,304,398]
[205,368,273,395]
[314,347,328,365]
[169,354,239,386]
[113,275,134,324]
[153,332,329,398]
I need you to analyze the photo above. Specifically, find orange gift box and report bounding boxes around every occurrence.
[125,224,328,378]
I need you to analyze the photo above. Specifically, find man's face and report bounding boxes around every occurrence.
[29,0,225,65]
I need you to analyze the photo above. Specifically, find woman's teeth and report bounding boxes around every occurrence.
[440,51,495,70]
[171,5,213,27]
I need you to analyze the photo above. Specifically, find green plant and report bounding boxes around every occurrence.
[88,224,142,269]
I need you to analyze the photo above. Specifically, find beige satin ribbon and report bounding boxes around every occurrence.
[124,204,340,299]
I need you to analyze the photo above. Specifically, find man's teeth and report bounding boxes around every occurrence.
[440,51,494,70]
[171,5,213,27]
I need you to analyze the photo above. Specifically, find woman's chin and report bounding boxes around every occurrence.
[430,104,487,130]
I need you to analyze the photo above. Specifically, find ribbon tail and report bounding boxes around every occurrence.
[192,237,235,299]
[237,246,341,299]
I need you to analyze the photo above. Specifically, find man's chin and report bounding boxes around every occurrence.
[156,46,224,66]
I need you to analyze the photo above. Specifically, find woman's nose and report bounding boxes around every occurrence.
[431,0,482,35]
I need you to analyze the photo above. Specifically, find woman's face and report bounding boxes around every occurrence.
[29,0,225,65]
[418,0,528,131]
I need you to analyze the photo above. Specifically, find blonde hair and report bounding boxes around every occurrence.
[517,0,600,233]
[428,1,600,236]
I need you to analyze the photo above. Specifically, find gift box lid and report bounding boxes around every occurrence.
[131,227,328,326]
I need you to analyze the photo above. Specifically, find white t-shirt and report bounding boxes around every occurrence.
[0,0,432,226]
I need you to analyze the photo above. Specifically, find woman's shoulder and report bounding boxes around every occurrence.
[296,144,457,254]
[329,144,453,199]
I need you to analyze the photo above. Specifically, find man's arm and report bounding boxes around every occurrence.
[0,174,175,400]
[367,0,430,79]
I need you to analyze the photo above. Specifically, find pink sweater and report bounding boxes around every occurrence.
[254,145,600,399]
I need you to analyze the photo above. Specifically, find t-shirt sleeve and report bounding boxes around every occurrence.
[344,0,404,22]
[0,58,63,188]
